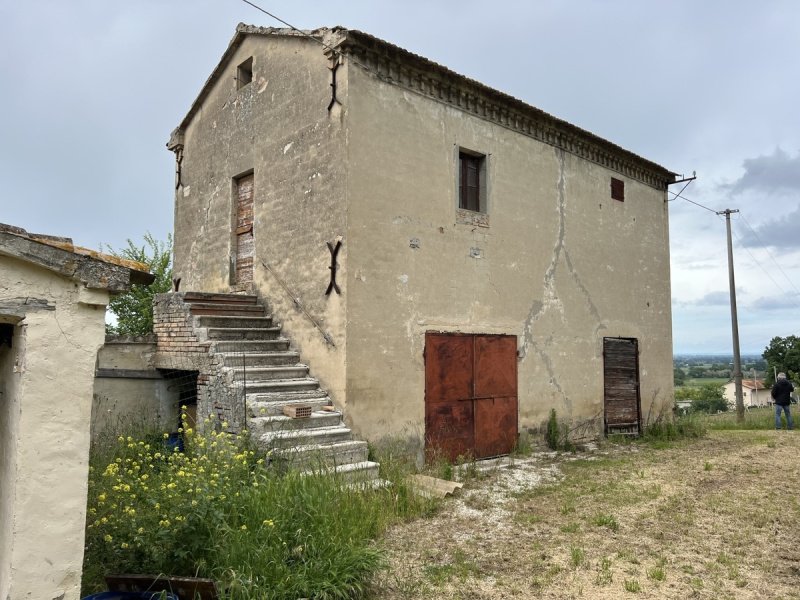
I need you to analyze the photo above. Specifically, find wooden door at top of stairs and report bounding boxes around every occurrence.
[603,337,641,436]
[234,173,254,288]
[424,332,518,462]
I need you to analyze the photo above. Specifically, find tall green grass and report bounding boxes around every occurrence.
[698,406,777,430]
[82,414,436,599]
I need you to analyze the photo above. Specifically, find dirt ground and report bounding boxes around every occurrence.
[370,430,800,599]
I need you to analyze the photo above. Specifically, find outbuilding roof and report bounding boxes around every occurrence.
[0,223,155,292]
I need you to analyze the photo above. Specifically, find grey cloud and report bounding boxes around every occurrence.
[695,291,731,306]
[738,204,800,249]
[749,295,800,311]
[723,148,800,196]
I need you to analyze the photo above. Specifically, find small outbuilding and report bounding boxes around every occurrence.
[0,224,152,600]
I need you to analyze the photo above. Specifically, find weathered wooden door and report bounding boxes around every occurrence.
[233,173,254,286]
[603,337,641,435]
[425,332,518,461]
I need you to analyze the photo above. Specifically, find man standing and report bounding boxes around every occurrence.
[771,372,795,430]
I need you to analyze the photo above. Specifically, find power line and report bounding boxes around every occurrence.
[668,189,717,213]
[240,0,335,54]
[239,0,373,74]
[734,213,800,299]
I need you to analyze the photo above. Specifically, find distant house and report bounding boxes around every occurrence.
[723,379,770,408]
[165,24,677,458]
[0,223,152,600]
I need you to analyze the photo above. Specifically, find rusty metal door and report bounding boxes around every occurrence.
[234,174,254,286]
[603,337,641,435]
[425,332,518,461]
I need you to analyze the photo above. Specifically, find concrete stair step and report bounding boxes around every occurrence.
[183,292,258,305]
[247,411,342,435]
[188,302,266,317]
[238,377,319,394]
[206,326,282,340]
[301,461,381,484]
[212,339,291,353]
[197,315,273,329]
[182,292,258,303]
[230,365,309,381]
[249,398,331,417]
[261,425,352,449]
[273,440,369,469]
[219,351,301,367]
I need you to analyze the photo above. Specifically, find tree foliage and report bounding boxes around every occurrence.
[106,233,172,335]
[673,368,686,386]
[675,383,728,414]
[762,335,800,385]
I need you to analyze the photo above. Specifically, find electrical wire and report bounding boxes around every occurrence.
[727,218,800,310]
[240,0,335,53]
[668,189,718,213]
[239,0,374,74]
[735,212,800,297]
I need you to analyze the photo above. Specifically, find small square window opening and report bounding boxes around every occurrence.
[611,177,625,202]
[459,151,487,213]
[237,57,253,89]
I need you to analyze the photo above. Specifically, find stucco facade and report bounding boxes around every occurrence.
[0,225,151,600]
[170,25,675,446]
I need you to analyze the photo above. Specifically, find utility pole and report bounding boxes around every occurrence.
[718,209,744,421]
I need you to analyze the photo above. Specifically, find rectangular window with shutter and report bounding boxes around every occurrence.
[458,150,487,213]
[460,153,480,211]
[611,177,625,202]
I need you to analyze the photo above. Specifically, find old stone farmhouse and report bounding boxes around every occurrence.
[163,24,676,460]
[0,223,153,600]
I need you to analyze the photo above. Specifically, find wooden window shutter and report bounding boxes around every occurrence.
[460,154,481,212]
[611,177,625,202]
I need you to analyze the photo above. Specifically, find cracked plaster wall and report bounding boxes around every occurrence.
[174,32,673,443]
[0,255,110,600]
[173,34,348,409]
[344,65,673,440]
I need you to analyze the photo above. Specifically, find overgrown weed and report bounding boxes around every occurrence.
[83,413,433,599]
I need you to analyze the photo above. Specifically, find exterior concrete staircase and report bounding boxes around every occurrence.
[183,292,380,484]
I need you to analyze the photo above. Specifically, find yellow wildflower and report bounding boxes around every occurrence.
[104,534,113,542]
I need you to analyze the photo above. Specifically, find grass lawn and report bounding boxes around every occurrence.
[369,420,800,599]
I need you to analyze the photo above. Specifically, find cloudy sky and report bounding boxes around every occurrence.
[2,1,798,354]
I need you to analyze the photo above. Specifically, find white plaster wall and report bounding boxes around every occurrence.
[0,255,109,600]
[0,325,23,598]
[343,65,673,440]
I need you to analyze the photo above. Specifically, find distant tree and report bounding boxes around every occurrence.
[105,233,173,335]
[673,368,686,386]
[762,335,800,385]
[675,383,727,414]
[687,366,706,379]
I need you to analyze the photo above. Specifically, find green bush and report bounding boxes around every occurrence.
[545,409,560,450]
[82,413,402,599]
[544,409,576,452]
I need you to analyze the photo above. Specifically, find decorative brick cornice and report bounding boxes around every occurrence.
[174,24,675,190]
[335,29,675,190]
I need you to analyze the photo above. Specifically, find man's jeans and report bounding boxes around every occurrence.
[775,404,794,430]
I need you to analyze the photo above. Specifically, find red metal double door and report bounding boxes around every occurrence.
[425,332,518,462]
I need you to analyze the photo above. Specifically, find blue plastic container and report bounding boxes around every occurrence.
[81,592,179,600]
